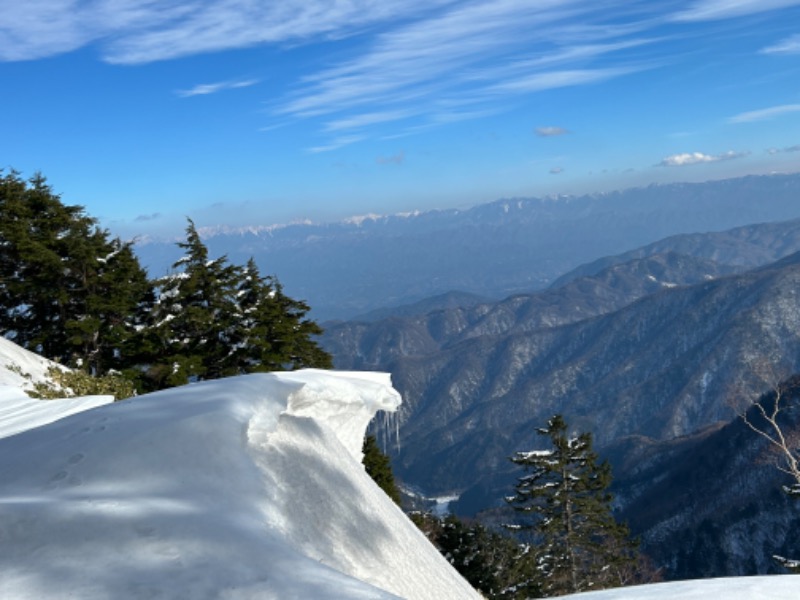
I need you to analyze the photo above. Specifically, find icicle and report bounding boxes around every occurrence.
[394,408,401,453]
[374,409,401,455]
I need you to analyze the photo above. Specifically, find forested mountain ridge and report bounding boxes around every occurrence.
[135,173,800,320]
[386,250,800,497]
[321,252,741,369]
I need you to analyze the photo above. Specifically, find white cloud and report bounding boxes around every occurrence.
[549,166,564,174]
[761,33,800,54]
[729,104,800,123]
[657,150,748,166]
[176,79,259,98]
[672,0,800,22]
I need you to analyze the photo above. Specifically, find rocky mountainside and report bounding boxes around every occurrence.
[386,252,800,496]
[135,173,800,320]
[321,252,741,369]
[368,251,800,581]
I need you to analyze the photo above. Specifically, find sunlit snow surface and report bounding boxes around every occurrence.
[564,576,800,599]
[0,366,480,599]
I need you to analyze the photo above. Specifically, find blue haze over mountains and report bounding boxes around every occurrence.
[135,172,800,580]
[135,173,800,322]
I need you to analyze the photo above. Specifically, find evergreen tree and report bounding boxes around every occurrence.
[233,259,332,372]
[506,415,639,597]
[138,219,331,390]
[141,219,242,389]
[362,434,401,504]
[437,515,525,599]
[410,511,528,600]
[253,275,332,371]
[0,172,330,392]
[0,170,153,373]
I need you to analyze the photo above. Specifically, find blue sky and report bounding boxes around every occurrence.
[2,0,800,239]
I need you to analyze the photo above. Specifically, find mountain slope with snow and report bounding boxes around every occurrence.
[0,368,479,599]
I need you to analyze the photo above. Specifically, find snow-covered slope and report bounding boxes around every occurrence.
[0,336,113,439]
[0,368,480,599]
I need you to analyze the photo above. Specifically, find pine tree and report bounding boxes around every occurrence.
[142,219,242,389]
[231,259,331,372]
[409,511,529,600]
[138,219,331,390]
[506,415,639,597]
[362,434,401,504]
[0,170,153,374]
[252,275,332,371]
[437,515,524,599]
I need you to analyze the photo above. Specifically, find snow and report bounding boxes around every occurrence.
[0,336,114,439]
[431,493,460,517]
[2,339,798,600]
[0,350,479,599]
[563,576,800,599]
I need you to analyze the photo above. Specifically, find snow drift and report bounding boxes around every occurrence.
[0,367,479,599]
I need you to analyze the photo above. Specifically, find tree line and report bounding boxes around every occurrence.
[0,170,331,393]
[380,413,658,598]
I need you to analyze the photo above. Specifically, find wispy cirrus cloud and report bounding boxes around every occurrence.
[324,110,417,133]
[657,150,748,166]
[0,0,449,64]
[487,66,641,94]
[271,1,658,146]
[729,104,800,123]
[761,33,800,54]
[307,135,365,154]
[672,0,800,22]
[176,79,259,98]
[4,1,795,152]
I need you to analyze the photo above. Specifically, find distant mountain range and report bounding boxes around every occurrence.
[134,173,800,320]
